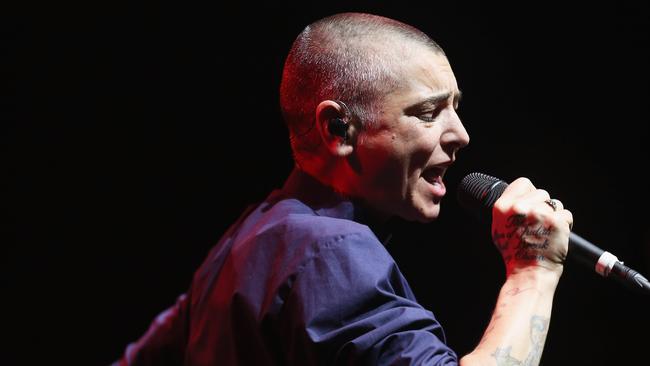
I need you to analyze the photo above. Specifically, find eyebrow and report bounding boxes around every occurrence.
[404,90,463,114]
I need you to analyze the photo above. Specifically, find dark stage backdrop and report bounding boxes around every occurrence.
[7,2,650,365]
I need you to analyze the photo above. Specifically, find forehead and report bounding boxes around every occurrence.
[391,46,458,101]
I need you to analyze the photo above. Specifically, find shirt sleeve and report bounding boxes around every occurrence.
[280,230,459,366]
[111,293,189,366]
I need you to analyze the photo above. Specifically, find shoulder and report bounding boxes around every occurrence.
[261,199,388,258]
[235,197,394,281]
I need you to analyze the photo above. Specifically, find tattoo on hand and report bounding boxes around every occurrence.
[492,315,549,366]
[493,214,553,263]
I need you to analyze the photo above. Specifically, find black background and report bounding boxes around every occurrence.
[6,2,650,365]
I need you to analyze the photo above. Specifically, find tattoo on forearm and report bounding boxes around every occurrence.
[492,315,549,366]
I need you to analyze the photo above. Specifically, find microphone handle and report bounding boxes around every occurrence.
[569,232,650,294]
[568,232,604,269]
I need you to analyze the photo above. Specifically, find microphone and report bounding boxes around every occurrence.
[457,172,650,295]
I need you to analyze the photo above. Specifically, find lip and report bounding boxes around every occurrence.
[426,174,446,197]
[422,160,453,178]
[421,165,449,197]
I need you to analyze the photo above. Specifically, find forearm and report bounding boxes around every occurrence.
[460,269,560,366]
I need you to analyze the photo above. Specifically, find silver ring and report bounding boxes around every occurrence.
[545,198,559,211]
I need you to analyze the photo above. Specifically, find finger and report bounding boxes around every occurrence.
[495,177,536,210]
[526,189,551,202]
[556,209,573,231]
[544,198,564,212]
[511,189,551,215]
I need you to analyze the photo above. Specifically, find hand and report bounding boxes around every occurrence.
[491,177,573,277]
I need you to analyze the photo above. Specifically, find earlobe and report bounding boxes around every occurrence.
[315,100,355,157]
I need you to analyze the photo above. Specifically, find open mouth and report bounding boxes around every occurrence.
[421,167,447,196]
[422,167,444,184]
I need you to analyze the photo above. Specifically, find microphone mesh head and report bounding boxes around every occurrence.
[457,172,508,222]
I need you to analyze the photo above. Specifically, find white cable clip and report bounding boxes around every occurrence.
[595,251,619,277]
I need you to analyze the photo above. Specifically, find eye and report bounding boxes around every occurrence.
[419,106,443,122]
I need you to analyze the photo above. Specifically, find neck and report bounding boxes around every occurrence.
[298,163,392,225]
[299,158,341,193]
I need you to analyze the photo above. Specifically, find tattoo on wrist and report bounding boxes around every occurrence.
[492,315,549,366]
[505,287,533,296]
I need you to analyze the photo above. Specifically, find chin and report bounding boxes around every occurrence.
[417,210,440,223]
[402,203,441,223]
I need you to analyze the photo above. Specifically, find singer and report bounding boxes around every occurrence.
[112,12,573,365]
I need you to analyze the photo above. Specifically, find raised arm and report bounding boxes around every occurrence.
[460,177,573,366]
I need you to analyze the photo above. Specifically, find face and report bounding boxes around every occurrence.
[351,48,470,222]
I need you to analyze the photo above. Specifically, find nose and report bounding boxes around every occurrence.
[440,109,470,156]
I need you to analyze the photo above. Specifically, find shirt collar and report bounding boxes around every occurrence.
[270,168,394,246]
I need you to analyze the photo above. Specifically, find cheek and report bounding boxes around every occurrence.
[406,131,440,175]
[357,127,440,193]
[365,145,405,184]
[357,137,408,191]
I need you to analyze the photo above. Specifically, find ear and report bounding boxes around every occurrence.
[315,100,354,157]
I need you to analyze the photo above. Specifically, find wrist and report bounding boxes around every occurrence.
[505,266,562,293]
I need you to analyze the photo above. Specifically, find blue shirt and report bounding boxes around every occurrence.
[114,168,458,365]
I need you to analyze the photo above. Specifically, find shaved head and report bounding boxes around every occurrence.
[280,12,445,160]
